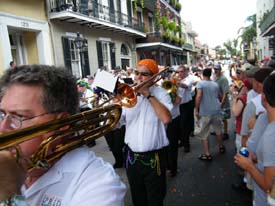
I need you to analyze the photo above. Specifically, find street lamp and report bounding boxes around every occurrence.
[74,32,86,78]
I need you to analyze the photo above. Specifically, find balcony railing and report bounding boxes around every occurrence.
[259,6,275,34]
[49,0,145,32]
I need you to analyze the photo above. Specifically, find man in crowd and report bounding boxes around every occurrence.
[195,68,225,161]
[213,64,231,140]
[176,65,194,152]
[235,70,275,206]
[121,59,173,206]
[0,65,126,205]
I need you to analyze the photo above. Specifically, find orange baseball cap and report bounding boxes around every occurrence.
[137,59,158,74]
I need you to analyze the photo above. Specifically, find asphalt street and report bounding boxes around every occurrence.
[93,116,253,206]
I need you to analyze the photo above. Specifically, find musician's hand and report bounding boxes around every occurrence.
[0,151,25,200]
[135,81,151,97]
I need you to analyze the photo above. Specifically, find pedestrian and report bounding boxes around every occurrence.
[195,68,225,161]
[121,59,173,206]
[0,65,126,205]
[234,70,275,206]
[213,64,231,140]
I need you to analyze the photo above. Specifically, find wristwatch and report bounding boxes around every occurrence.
[147,94,154,99]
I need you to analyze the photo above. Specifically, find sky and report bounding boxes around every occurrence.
[179,0,257,48]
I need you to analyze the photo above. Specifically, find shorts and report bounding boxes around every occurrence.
[194,115,223,140]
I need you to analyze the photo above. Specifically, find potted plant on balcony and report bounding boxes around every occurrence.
[161,16,169,30]
[168,21,177,34]
[180,38,185,46]
[175,2,182,12]
[163,30,171,43]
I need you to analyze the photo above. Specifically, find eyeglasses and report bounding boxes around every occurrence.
[0,111,53,129]
[134,70,153,77]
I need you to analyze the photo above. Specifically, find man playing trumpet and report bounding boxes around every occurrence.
[0,65,126,206]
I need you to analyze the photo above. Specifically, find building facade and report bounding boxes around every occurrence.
[0,0,53,73]
[257,0,275,60]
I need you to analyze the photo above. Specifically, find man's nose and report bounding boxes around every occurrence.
[0,118,13,134]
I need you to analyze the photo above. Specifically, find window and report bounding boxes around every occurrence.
[70,40,79,61]
[137,10,143,27]
[102,42,109,67]
[148,16,154,32]
[121,44,129,55]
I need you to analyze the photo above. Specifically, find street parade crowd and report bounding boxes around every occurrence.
[0,58,274,206]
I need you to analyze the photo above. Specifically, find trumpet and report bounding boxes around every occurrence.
[162,79,178,103]
[0,104,121,172]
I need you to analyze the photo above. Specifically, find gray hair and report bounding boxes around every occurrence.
[0,64,79,114]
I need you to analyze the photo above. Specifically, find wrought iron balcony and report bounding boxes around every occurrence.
[259,6,275,36]
[49,0,146,37]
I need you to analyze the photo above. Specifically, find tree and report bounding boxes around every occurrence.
[237,14,257,53]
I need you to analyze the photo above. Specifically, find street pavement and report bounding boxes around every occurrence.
[92,116,253,206]
[92,65,253,205]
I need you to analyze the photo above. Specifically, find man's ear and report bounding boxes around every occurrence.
[261,92,268,108]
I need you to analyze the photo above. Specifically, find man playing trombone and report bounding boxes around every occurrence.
[121,59,173,206]
[0,65,126,206]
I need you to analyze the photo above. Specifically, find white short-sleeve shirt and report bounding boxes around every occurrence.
[122,86,173,152]
[22,147,126,206]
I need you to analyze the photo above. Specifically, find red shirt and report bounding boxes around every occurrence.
[235,95,247,134]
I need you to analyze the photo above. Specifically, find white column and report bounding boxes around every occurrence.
[36,30,53,65]
[0,24,12,69]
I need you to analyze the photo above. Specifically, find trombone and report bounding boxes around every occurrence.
[98,67,170,108]
[0,104,121,172]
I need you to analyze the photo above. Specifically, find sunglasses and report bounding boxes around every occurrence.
[134,70,153,77]
[236,70,241,75]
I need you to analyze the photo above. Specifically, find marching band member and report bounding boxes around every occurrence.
[120,59,173,206]
[0,65,126,206]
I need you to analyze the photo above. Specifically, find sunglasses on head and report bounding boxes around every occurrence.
[134,70,153,77]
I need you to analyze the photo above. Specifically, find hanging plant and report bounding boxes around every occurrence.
[133,0,145,12]
[164,30,171,41]
[161,16,169,30]
[168,21,176,33]
[154,10,161,31]
[175,2,182,12]
[133,0,138,12]
[154,0,161,31]
[180,38,185,46]
[140,0,144,8]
